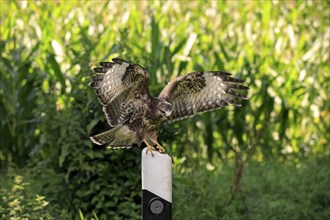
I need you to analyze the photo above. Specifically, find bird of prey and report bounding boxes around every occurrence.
[89,58,248,154]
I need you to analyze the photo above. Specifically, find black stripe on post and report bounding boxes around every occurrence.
[142,189,172,220]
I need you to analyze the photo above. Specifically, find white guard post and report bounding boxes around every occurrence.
[142,147,172,220]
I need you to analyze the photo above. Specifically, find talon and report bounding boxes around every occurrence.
[146,146,156,157]
[156,145,165,153]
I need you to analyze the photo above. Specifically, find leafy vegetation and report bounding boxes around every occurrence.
[0,1,329,219]
[0,171,66,219]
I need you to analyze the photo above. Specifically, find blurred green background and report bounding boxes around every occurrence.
[0,1,329,219]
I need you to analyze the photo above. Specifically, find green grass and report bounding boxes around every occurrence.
[0,1,329,219]
[173,156,330,220]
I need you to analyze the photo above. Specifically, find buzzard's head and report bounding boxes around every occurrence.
[157,99,173,120]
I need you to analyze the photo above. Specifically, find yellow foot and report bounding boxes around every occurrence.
[146,146,156,157]
[155,145,165,153]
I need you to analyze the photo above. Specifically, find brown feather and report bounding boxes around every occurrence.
[159,71,249,121]
[90,58,150,127]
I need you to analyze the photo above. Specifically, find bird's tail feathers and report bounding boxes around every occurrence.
[90,129,116,145]
[90,126,134,149]
[107,139,132,149]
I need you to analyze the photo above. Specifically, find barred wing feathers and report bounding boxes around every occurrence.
[90,58,150,126]
[158,71,249,121]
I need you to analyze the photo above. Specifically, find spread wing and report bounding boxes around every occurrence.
[90,58,150,126]
[158,71,249,121]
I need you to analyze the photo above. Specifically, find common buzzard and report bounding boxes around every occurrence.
[89,58,248,154]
